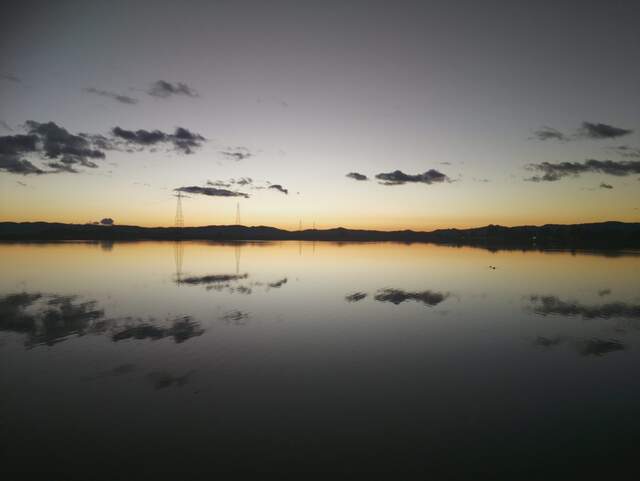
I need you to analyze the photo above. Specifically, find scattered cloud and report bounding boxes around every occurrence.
[531,126,568,141]
[112,126,205,154]
[0,121,12,131]
[532,121,633,142]
[84,87,138,105]
[525,159,640,182]
[220,147,252,161]
[346,172,368,181]
[147,80,198,98]
[579,122,633,140]
[268,184,288,195]
[374,288,449,306]
[599,182,613,189]
[609,145,640,158]
[345,292,367,302]
[375,169,450,186]
[0,121,110,175]
[175,186,249,198]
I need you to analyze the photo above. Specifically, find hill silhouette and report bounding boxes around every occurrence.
[1,221,639,249]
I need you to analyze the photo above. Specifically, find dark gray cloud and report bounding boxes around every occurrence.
[599,182,613,189]
[112,126,205,154]
[609,145,640,159]
[345,292,367,302]
[531,126,568,141]
[84,87,138,105]
[374,288,449,306]
[579,122,633,139]
[268,184,288,195]
[528,295,640,319]
[175,186,249,198]
[0,121,109,175]
[375,169,450,186]
[525,159,640,182]
[346,172,368,181]
[532,122,633,142]
[220,147,252,161]
[147,80,199,98]
[207,180,232,188]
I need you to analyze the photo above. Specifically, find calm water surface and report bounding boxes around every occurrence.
[2,241,640,478]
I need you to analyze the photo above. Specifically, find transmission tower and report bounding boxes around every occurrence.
[236,202,241,225]
[175,192,184,228]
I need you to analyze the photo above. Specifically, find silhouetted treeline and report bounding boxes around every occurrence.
[1,221,639,249]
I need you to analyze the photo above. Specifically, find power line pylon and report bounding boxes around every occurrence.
[175,192,184,228]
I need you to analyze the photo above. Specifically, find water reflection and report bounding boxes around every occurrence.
[0,292,204,347]
[528,295,640,319]
[2,241,640,478]
[112,316,204,343]
[0,292,106,347]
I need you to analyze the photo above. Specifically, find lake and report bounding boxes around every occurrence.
[2,241,640,478]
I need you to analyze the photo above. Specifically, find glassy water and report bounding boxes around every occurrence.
[2,241,640,478]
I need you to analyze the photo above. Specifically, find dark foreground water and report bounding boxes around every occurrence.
[1,241,640,479]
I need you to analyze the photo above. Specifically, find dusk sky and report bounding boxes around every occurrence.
[1,0,639,230]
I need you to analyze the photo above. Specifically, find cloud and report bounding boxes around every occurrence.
[112,126,205,154]
[0,121,12,131]
[147,370,195,389]
[207,180,232,188]
[579,122,633,139]
[599,182,613,189]
[268,184,288,195]
[234,177,253,186]
[375,169,450,186]
[220,147,252,161]
[531,126,568,141]
[345,292,367,302]
[0,142,45,174]
[528,295,640,319]
[346,172,369,181]
[84,87,138,105]
[175,186,249,198]
[525,159,640,182]
[147,80,199,98]
[0,121,110,175]
[1,73,21,83]
[609,145,640,158]
[374,288,449,306]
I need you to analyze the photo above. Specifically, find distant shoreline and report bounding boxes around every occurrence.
[1,221,639,249]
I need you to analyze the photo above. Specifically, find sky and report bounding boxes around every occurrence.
[1,0,639,230]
